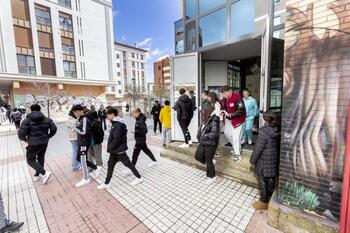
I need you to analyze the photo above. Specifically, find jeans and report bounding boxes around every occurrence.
[70,140,80,171]
[26,143,48,176]
[242,118,254,141]
[88,144,103,167]
[0,193,8,229]
[162,127,171,145]
[132,143,157,165]
[179,119,191,144]
[224,119,243,156]
[105,153,141,184]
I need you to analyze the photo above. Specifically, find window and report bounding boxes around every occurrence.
[132,61,135,68]
[39,47,54,53]
[116,54,120,59]
[118,81,121,85]
[40,57,56,76]
[38,31,54,52]
[131,53,135,58]
[118,90,122,94]
[199,0,225,14]
[35,6,51,27]
[117,72,121,76]
[17,55,36,75]
[58,0,71,8]
[59,15,73,32]
[122,51,126,59]
[132,70,136,78]
[123,69,127,77]
[175,19,184,54]
[231,0,255,39]
[185,0,196,20]
[274,0,281,4]
[117,63,120,68]
[123,61,127,67]
[199,8,226,47]
[141,71,144,78]
[62,44,75,55]
[140,55,144,60]
[141,63,144,69]
[185,21,196,51]
[63,61,76,78]
[158,66,161,70]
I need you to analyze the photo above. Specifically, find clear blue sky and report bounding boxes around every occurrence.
[112,0,181,82]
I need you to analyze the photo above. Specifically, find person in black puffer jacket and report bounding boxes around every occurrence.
[18,104,57,185]
[131,108,157,167]
[195,105,220,184]
[175,88,194,147]
[97,107,143,190]
[250,110,280,210]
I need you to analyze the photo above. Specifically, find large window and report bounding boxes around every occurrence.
[58,0,71,8]
[185,21,196,51]
[185,0,196,20]
[35,5,51,27]
[40,58,56,76]
[62,44,75,55]
[231,0,255,39]
[59,16,73,32]
[199,8,226,47]
[17,55,36,75]
[199,0,225,14]
[175,19,185,54]
[63,61,76,78]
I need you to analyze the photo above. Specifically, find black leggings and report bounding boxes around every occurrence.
[153,118,162,133]
[132,143,157,165]
[257,176,275,203]
[179,119,191,144]
[105,153,141,184]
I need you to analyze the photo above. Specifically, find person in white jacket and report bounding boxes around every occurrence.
[66,110,80,171]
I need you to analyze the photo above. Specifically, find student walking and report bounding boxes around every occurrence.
[175,88,194,148]
[151,100,162,134]
[11,108,22,129]
[87,110,104,176]
[195,105,221,184]
[241,89,259,145]
[250,111,280,210]
[18,104,56,184]
[71,104,98,187]
[221,86,246,162]
[97,107,143,190]
[130,108,157,167]
[66,110,80,171]
[159,100,171,148]
[98,105,107,131]
[0,193,24,233]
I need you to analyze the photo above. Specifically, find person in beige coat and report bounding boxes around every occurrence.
[66,109,80,171]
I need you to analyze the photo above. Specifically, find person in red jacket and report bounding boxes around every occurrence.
[221,86,246,162]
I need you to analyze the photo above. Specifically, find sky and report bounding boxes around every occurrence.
[112,0,181,82]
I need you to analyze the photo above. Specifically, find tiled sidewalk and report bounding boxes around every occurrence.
[0,133,49,233]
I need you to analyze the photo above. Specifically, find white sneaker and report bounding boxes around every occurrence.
[241,139,246,145]
[33,175,41,182]
[42,171,52,185]
[130,177,144,186]
[148,161,158,167]
[188,140,193,146]
[94,166,102,178]
[121,169,132,177]
[206,177,217,184]
[179,143,189,148]
[75,178,90,187]
[213,159,217,165]
[248,138,253,145]
[97,183,110,190]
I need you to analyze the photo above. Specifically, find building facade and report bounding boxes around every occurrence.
[153,56,171,98]
[0,0,115,119]
[114,42,147,110]
[172,0,350,231]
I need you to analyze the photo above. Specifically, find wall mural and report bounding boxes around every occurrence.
[279,0,350,221]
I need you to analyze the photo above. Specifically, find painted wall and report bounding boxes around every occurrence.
[278,0,350,221]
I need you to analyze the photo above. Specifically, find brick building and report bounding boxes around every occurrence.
[153,56,171,98]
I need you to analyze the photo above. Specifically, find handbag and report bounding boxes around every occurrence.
[195,143,205,164]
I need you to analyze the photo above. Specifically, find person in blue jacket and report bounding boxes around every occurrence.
[241,89,259,145]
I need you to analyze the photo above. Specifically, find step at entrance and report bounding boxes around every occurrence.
[160,142,258,188]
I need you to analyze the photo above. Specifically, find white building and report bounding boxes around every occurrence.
[0,0,115,116]
[114,42,147,108]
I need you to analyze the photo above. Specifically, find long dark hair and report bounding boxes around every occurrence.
[208,92,219,103]
[202,106,213,125]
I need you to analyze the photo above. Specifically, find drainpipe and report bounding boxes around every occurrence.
[340,102,350,233]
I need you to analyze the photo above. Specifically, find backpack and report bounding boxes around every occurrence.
[13,112,22,122]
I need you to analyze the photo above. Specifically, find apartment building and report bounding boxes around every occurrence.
[114,42,147,108]
[0,0,115,118]
[153,56,171,97]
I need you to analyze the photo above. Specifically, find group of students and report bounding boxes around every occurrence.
[176,86,280,210]
[0,104,26,129]
[66,104,158,189]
